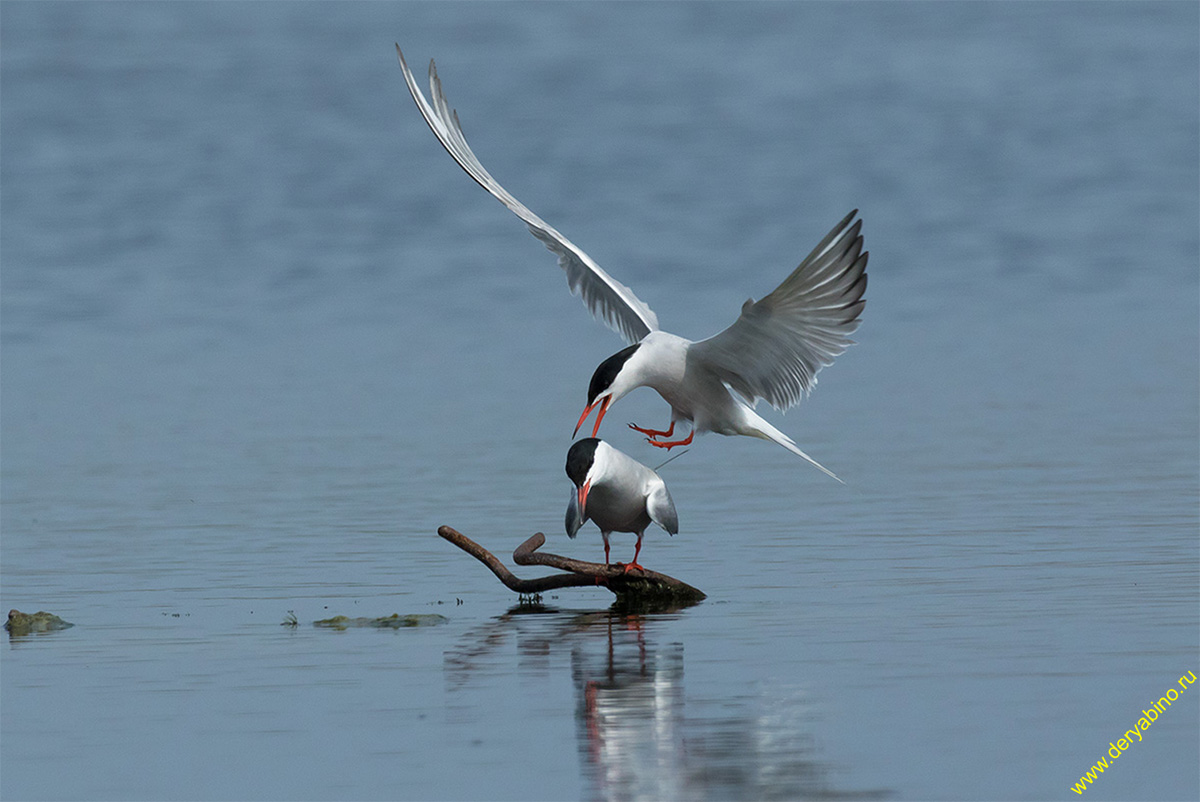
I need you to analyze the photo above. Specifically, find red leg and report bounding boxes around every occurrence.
[646,429,694,450]
[603,536,610,566]
[622,533,646,573]
[628,420,674,439]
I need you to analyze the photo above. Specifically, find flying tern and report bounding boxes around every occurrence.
[396,45,867,481]
[565,438,678,572]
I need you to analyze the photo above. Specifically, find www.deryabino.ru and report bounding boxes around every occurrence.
[1070,669,1196,794]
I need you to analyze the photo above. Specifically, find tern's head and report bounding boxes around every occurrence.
[565,437,601,489]
[573,343,640,438]
[565,437,603,537]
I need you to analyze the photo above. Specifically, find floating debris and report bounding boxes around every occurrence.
[312,613,449,631]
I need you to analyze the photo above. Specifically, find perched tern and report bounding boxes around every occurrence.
[565,438,678,572]
[396,45,867,481]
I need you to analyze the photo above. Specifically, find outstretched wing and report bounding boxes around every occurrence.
[395,44,658,345]
[691,210,867,411]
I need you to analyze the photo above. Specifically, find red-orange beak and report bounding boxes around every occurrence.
[573,395,612,438]
[577,479,591,519]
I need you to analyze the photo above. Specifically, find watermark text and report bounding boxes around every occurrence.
[1069,669,1195,794]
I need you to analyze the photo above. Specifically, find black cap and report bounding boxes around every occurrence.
[586,343,639,404]
[566,438,601,486]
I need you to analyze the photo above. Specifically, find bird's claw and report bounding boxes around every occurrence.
[628,421,675,440]
[646,431,695,450]
[627,422,658,439]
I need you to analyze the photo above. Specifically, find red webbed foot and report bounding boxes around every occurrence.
[628,421,675,440]
[646,430,694,450]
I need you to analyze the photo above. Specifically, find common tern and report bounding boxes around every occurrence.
[396,45,867,481]
[565,438,678,572]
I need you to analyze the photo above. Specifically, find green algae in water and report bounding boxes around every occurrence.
[312,613,449,630]
[6,610,74,636]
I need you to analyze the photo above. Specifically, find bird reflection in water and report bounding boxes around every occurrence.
[573,618,687,800]
[446,603,890,801]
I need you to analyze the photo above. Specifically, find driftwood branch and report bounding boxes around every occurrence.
[438,526,705,603]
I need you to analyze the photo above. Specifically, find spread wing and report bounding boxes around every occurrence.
[395,44,658,345]
[691,210,867,411]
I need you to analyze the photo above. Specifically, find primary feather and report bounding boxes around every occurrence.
[691,209,867,411]
[395,44,658,345]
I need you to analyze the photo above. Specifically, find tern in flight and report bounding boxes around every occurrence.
[396,45,868,481]
[565,438,678,572]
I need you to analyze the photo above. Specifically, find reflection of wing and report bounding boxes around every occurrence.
[566,488,585,538]
[647,483,678,536]
[691,210,867,410]
[395,45,659,345]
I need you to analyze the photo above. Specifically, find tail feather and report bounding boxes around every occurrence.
[749,417,843,483]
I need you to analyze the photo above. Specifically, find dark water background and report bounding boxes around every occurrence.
[2,2,1197,800]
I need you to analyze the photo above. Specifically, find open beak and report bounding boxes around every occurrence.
[573,395,612,438]
[577,479,591,519]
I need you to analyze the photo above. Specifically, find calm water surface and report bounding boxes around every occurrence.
[2,2,1197,800]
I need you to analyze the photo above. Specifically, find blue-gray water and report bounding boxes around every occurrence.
[2,2,1197,800]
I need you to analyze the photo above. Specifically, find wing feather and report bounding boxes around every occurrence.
[565,488,585,538]
[395,45,658,344]
[646,482,678,536]
[691,210,868,411]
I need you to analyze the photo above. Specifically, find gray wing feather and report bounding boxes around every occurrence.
[565,488,585,538]
[691,210,868,411]
[396,45,658,345]
[646,483,678,536]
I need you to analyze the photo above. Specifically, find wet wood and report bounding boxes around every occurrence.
[438,526,706,603]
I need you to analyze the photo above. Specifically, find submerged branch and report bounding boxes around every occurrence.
[437,526,705,603]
